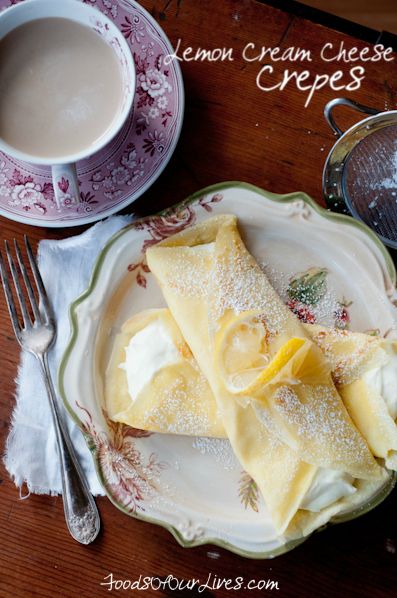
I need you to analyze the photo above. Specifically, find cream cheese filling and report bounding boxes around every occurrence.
[300,467,356,512]
[119,319,183,402]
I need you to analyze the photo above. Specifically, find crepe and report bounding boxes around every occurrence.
[311,325,397,470]
[142,214,385,536]
[105,308,224,437]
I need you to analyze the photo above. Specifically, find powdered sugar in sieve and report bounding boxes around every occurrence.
[323,98,397,249]
[343,125,397,246]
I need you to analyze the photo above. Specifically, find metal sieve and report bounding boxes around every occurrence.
[323,98,397,249]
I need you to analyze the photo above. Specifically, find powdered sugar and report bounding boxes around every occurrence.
[310,327,385,386]
[371,146,397,190]
[140,372,219,437]
[210,242,289,335]
[261,262,341,328]
[269,384,378,477]
[192,437,240,470]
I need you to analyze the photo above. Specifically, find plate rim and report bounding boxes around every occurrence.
[0,0,185,228]
[58,180,397,558]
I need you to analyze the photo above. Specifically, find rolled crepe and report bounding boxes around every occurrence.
[144,214,385,535]
[311,325,397,470]
[105,308,224,437]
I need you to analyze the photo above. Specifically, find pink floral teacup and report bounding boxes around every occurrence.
[0,0,135,209]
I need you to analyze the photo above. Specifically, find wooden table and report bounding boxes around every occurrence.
[1,1,396,596]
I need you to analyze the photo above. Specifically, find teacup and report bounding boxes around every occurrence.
[0,0,135,209]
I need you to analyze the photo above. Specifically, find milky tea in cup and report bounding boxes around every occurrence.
[0,18,124,158]
[0,0,135,209]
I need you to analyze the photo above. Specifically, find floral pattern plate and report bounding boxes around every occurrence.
[0,0,183,227]
[59,182,397,558]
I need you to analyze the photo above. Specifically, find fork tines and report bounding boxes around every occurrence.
[0,237,53,340]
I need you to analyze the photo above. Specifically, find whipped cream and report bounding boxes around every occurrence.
[119,319,182,401]
[300,467,356,512]
[363,351,397,420]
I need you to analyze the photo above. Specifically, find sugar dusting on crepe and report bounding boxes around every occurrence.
[272,385,373,467]
[146,374,216,436]
[211,245,289,334]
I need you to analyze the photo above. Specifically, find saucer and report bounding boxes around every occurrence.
[0,0,184,228]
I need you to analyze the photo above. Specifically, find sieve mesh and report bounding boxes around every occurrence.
[343,125,397,245]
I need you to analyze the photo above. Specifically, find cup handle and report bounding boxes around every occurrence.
[52,163,80,209]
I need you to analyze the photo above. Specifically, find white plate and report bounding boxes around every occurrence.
[59,182,397,558]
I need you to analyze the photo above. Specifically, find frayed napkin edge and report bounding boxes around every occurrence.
[2,364,63,498]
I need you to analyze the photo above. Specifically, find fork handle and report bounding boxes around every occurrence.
[37,353,100,544]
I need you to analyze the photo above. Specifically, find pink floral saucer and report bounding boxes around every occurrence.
[0,0,184,227]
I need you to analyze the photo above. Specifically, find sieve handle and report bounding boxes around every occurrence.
[324,98,380,138]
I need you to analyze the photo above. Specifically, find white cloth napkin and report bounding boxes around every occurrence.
[4,215,133,496]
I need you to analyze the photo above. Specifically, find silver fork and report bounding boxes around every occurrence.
[0,236,100,544]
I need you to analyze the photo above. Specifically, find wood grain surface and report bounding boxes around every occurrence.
[0,1,397,597]
[300,0,397,35]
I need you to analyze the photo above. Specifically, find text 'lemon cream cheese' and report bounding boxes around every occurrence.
[119,319,183,402]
